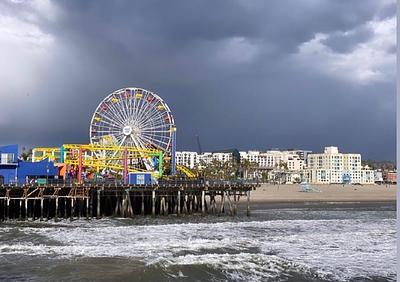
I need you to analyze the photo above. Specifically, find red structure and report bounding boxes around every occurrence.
[383,171,396,184]
[78,148,83,184]
[123,148,128,184]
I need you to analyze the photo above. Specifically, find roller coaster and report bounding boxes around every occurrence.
[33,144,163,175]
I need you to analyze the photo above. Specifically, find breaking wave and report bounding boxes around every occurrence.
[0,213,396,281]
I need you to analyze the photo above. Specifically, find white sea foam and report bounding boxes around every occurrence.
[0,218,395,281]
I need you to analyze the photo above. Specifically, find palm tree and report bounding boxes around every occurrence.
[241,159,251,179]
[278,160,288,170]
[20,147,32,161]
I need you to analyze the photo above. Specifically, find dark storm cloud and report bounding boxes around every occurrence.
[0,0,396,160]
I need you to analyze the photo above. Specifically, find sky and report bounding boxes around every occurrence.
[0,0,396,160]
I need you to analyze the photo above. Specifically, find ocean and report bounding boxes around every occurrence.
[0,204,395,281]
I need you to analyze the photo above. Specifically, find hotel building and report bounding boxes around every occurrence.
[306,146,374,184]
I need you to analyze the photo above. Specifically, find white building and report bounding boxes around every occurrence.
[374,170,383,183]
[176,147,377,184]
[211,152,232,163]
[361,168,375,184]
[175,151,233,168]
[240,151,275,168]
[286,154,305,171]
[176,149,307,174]
[306,146,374,184]
[175,151,198,169]
[238,150,305,171]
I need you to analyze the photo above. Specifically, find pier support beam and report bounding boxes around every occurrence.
[183,194,188,214]
[246,190,250,216]
[55,197,59,221]
[152,190,156,216]
[24,198,28,220]
[226,191,233,216]
[160,196,164,216]
[125,190,133,218]
[211,193,216,214]
[32,199,36,221]
[89,190,93,219]
[232,191,237,216]
[141,192,145,216]
[70,198,74,221]
[189,194,193,214]
[19,200,22,220]
[86,197,89,220]
[220,192,225,214]
[40,198,44,221]
[64,198,68,219]
[0,183,256,220]
[6,198,10,221]
[114,191,120,217]
[177,190,181,216]
[201,190,205,215]
[97,189,101,219]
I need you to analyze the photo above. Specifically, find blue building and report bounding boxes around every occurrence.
[0,144,18,184]
[0,144,18,162]
[0,145,58,185]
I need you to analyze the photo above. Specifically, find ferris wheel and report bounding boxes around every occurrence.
[90,87,175,153]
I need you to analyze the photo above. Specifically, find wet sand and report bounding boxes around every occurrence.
[246,184,396,208]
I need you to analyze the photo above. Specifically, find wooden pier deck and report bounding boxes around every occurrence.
[0,182,257,221]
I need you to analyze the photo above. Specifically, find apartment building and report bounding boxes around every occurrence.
[239,151,275,168]
[175,151,233,169]
[307,146,374,184]
[175,147,377,184]
[175,151,198,169]
[176,149,307,173]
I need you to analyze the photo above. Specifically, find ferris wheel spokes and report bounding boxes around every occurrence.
[90,87,175,156]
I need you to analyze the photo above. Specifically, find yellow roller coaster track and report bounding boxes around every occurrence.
[32,144,164,177]
[176,165,196,178]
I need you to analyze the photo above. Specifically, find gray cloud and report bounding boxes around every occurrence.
[0,0,396,160]
[322,26,373,53]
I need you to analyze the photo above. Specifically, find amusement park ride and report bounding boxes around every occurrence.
[32,87,195,183]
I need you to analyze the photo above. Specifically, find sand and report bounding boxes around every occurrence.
[250,183,396,203]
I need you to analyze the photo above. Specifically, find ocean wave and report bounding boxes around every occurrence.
[0,218,395,281]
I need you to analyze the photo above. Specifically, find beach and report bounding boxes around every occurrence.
[249,184,396,205]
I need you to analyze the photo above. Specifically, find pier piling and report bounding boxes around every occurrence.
[152,190,156,216]
[246,190,250,216]
[201,190,205,215]
[97,189,101,219]
[0,182,256,220]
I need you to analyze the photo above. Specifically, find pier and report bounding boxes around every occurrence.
[0,182,257,221]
